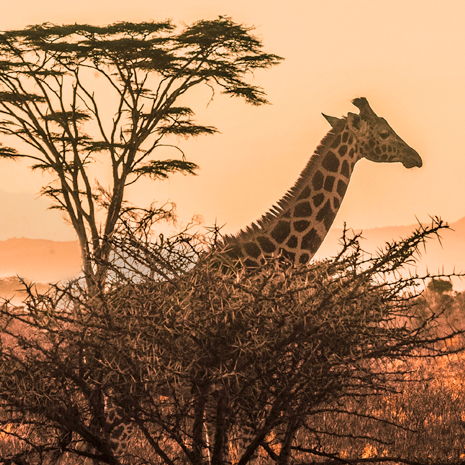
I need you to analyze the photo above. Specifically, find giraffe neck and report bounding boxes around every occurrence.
[222,119,360,267]
[103,395,135,458]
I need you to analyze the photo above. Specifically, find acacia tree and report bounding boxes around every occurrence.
[0,18,282,292]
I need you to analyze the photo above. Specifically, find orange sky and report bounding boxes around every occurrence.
[0,1,464,242]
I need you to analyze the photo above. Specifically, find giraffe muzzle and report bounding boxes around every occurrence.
[402,150,423,169]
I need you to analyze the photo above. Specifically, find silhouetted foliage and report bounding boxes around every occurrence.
[0,17,282,293]
[427,278,453,295]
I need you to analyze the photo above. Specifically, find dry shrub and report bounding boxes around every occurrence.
[0,218,464,465]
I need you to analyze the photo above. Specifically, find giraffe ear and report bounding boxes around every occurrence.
[322,113,342,128]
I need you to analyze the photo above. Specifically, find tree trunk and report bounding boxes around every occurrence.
[211,390,229,465]
[277,417,298,465]
[192,384,209,465]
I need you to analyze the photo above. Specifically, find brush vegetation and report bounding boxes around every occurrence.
[0,217,464,465]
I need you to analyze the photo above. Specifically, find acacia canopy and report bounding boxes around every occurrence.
[0,18,282,288]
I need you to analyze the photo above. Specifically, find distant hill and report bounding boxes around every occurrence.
[314,216,465,291]
[0,217,464,295]
[0,238,81,283]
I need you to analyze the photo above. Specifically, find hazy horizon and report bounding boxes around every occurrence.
[1,217,464,292]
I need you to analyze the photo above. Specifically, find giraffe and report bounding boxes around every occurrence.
[98,97,422,462]
[220,97,422,267]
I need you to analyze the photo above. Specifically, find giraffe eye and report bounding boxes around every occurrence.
[380,132,389,140]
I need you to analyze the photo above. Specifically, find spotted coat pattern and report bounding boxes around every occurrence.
[104,397,135,457]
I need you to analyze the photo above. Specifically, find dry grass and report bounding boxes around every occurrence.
[294,349,465,463]
[3,347,463,464]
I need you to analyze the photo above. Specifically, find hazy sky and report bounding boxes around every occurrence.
[0,1,464,242]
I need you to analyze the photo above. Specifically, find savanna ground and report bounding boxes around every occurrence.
[2,335,465,464]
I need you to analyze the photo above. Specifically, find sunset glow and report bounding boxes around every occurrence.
[0,1,463,244]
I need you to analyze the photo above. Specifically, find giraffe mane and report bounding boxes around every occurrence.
[223,117,348,245]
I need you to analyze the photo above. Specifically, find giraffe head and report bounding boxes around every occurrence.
[323,97,422,169]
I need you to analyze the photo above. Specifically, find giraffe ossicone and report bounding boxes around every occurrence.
[220,97,422,267]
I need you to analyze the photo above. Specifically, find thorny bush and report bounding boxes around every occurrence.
[0,217,464,465]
